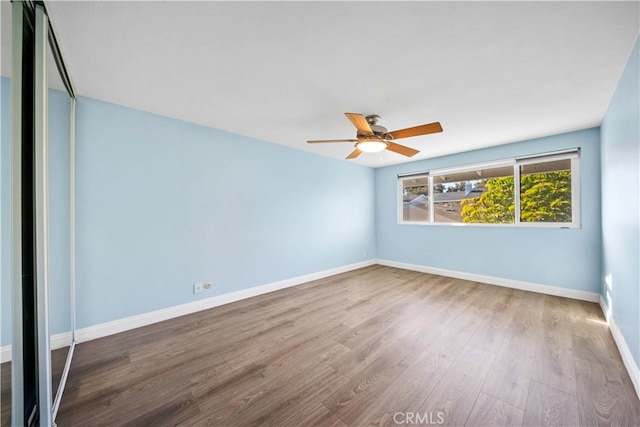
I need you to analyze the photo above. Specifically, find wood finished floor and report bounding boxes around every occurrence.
[2,265,639,426]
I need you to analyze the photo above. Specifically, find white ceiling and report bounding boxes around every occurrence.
[2,1,639,167]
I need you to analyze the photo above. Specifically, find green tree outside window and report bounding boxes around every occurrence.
[460,171,571,223]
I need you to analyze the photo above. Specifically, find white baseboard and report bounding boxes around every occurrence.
[376,259,601,303]
[74,259,376,344]
[1,331,72,364]
[2,260,374,362]
[599,296,640,400]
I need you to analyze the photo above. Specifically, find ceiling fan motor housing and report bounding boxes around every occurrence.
[362,114,389,138]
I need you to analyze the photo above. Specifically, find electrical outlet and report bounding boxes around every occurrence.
[203,282,213,290]
[193,283,203,294]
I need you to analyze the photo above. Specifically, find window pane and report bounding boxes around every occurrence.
[401,176,429,222]
[519,159,572,223]
[433,166,514,224]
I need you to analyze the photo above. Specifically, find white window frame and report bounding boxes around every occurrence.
[398,172,431,225]
[515,150,581,228]
[397,149,581,228]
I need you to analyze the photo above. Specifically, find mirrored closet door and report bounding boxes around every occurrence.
[10,1,76,425]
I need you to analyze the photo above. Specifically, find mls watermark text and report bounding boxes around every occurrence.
[393,411,445,425]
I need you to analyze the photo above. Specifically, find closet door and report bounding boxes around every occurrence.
[11,2,41,424]
[11,2,76,425]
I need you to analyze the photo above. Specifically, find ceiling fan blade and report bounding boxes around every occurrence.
[346,149,362,159]
[307,139,358,144]
[386,142,420,157]
[345,113,373,134]
[387,122,443,140]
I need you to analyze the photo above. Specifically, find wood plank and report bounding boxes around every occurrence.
[425,305,490,362]
[188,328,351,425]
[523,380,580,426]
[0,362,10,427]
[425,285,493,361]
[481,292,542,409]
[350,350,451,426]
[121,392,201,426]
[574,336,640,426]
[239,368,348,426]
[321,342,419,425]
[466,287,523,355]
[277,402,348,427]
[466,392,524,426]
[190,363,337,425]
[415,345,495,426]
[61,351,227,425]
[531,295,577,395]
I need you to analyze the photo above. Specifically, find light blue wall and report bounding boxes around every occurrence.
[48,89,72,336]
[375,128,602,293]
[601,36,639,368]
[0,77,72,346]
[74,97,376,329]
[1,78,10,347]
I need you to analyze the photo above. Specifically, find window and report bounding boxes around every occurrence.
[399,174,430,223]
[518,157,574,224]
[432,165,514,224]
[398,149,580,227]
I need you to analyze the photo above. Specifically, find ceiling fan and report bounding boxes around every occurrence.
[307,113,443,159]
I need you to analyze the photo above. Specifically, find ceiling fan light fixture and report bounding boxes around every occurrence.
[356,138,388,153]
[307,113,442,159]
